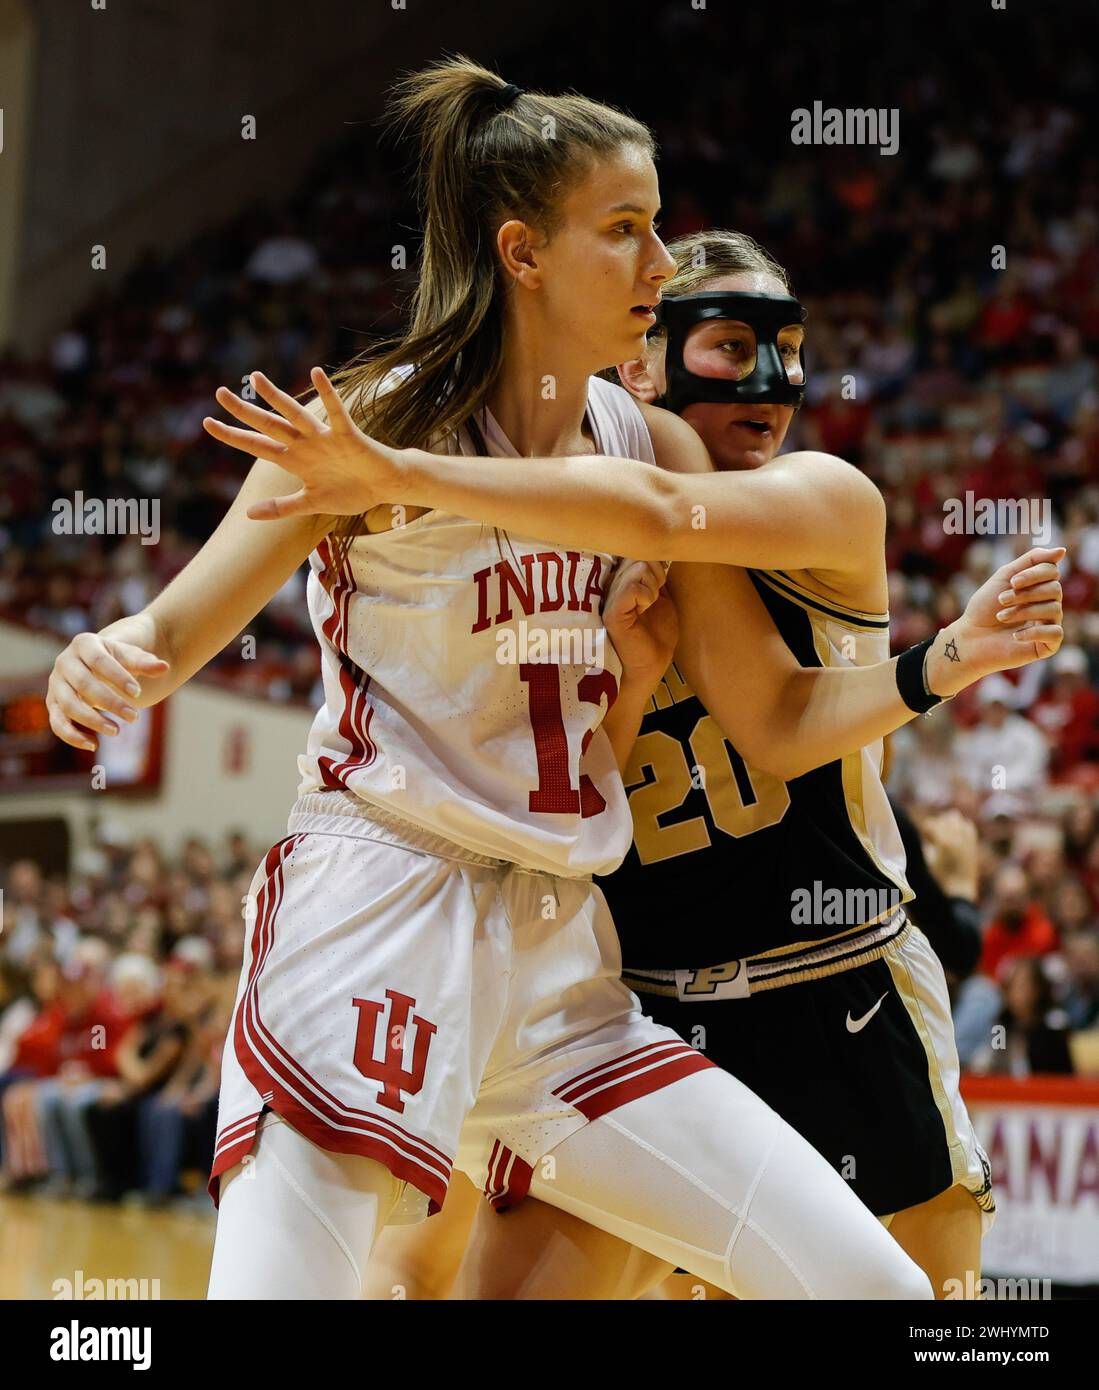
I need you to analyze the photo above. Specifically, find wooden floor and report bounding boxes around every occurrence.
[0,1193,214,1300]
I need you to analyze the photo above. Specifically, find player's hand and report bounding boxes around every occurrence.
[603,559,678,689]
[919,809,980,901]
[203,368,402,521]
[926,546,1064,697]
[46,633,169,752]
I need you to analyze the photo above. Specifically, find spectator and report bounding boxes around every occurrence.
[0,958,61,1189]
[135,964,222,1206]
[970,958,1075,1076]
[980,863,1060,980]
[29,946,130,1197]
[244,213,320,286]
[1,861,80,967]
[1061,930,1099,1031]
[0,959,36,1075]
[1049,876,1097,939]
[957,675,1050,807]
[85,956,188,1201]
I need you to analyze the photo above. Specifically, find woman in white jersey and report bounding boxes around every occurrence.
[49,59,1057,1300]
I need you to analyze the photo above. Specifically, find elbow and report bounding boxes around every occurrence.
[750,746,810,783]
[731,727,807,783]
[739,712,828,782]
[754,672,828,781]
[641,470,689,560]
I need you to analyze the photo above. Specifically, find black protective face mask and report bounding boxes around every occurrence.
[651,291,808,414]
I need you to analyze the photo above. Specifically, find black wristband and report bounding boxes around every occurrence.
[896,636,943,714]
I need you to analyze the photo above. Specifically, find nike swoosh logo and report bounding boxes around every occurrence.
[846,992,889,1034]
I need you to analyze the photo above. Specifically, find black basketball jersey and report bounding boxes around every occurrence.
[597,567,913,969]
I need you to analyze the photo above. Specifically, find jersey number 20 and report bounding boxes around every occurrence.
[626,717,791,864]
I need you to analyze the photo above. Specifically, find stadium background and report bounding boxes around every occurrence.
[1,0,1097,1297]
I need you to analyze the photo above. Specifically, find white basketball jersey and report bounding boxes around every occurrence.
[289,374,656,878]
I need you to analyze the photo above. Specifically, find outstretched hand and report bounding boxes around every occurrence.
[202,368,401,521]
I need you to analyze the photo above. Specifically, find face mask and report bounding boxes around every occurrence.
[652,291,808,414]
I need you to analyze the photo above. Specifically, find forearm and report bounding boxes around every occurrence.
[601,679,654,775]
[686,632,969,784]
[772,661,918,780]
[402,448,677,559]
[769,623,981,780]
[398,447,878,572]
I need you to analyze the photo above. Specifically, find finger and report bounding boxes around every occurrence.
[1012,623,1063,645]
[55,680,122,737]
[309,368,356,435]
[202,416,288,461]
[996,601,1062,625]
[996,580,1061,606]
[107,642,170,674]
[213,386,302,443]
[77,636,161,699]
[1000,547,1066,581]
[630,574,662,608]
[1009,562,1061,591]
[251,371,322,431]
[48,709,97,752]
[65,667,139,723]
[246,491,314,522]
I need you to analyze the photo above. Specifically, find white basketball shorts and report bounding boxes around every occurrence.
[209,812,712,1222]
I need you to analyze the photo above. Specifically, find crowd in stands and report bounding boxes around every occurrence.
[0,834,244,1207]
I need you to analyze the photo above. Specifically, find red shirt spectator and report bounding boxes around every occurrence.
[13,986,129,1078]
[976,286,1034,353]
[981,862,1060,979]
[981,906,1060,979]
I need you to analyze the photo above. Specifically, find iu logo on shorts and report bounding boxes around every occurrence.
[351,990,438,1113]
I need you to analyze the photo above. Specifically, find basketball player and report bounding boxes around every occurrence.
[50,62,1052,1300]
[274,233,1058,1302]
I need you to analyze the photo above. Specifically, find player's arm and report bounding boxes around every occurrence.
[666,561,918,780]
[392,401,884,574]
[211,370,884,577]
[600,560,678,775]
[671,546,1063,782]
[400,407,1060,781]
[47,404,335,750]
[601,680,655,775]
